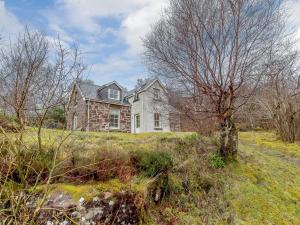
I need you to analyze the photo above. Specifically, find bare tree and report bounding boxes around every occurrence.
[144,0,292,159]
[0,27,48,128]
[29,39,85,152]
[256,46,300,142]
[0,27,85,153]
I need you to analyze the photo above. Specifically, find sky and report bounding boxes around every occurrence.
[1,0,300,89]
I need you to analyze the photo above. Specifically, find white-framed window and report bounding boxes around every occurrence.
[153,88,161,100]
[134,91,139,101]
[154,113,161,128]
[73,114,78,130]
[135,114,140,128]
[109,109,120,129]
[108,89,120,100]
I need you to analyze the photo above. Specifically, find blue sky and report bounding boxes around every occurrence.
[0,0,169,89]
[1,0,300,89]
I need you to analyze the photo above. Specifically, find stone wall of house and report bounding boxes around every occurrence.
[119,105,131,132]
[66,86,88,130]
[88,101,131,132]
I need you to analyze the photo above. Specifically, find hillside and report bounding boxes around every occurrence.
[0,129,299,224]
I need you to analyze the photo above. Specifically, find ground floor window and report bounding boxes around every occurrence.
[73,114,78,130]
[135,114,140,128]
[110,109,120,128]
[154,113,161,128]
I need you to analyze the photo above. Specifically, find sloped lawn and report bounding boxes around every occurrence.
[225,132,300,225]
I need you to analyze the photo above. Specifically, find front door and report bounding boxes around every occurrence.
[134,114,141,133]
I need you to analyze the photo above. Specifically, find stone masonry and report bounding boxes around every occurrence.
[67,85,131,132]
[88,101,131,132]
[66,87,87,130]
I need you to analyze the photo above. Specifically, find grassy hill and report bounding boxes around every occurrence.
[0,129,299,224]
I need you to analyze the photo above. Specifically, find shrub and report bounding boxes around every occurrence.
[61,149,134,183]
[209,153,225,169]
[44,107,66,129]
[130,150,173,177]
[211,136,220,147]
[0,113,20,132]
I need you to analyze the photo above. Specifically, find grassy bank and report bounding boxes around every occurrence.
[1,129,299,224]
[225,131,300,224]
[1,128,228,224]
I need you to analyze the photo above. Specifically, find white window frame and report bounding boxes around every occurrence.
[135,114,140,128]
[109,109,120,129]
[153,88,161,100]
[108,89,120,100]
[73,114,78,130]
[154,113,161,128]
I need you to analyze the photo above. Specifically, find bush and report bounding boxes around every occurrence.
[130,150,173,177]
[60,149,134,183]
[209,153,225,169]
[44,107,66,129]
[0,113,20,132]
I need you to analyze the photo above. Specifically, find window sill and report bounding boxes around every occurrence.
[109,127,120,130]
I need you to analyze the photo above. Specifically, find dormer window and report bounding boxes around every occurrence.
[108,89,120,100]
[134,91,139,102]
[153,88,161,100]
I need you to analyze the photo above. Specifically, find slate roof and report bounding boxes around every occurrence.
[76,81,130,105]
[77,82,101,100]
[124,79,156,98]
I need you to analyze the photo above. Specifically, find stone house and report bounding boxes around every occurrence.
[66,79,180,133]
[66,81,131,132]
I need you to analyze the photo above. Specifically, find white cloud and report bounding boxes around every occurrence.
[285,0,300,48]
[43,0,168,86]
[0,1,23,36]
[47,0,168,54]
[89,54,144,88]
[121,0,168,54]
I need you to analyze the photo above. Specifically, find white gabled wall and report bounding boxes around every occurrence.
[128,80,170,133]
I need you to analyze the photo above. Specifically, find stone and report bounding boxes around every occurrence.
[92,196,99,202]
[109,200,114,206]
[59,220,69,225]
[44,192,76,209]
[103,192,113,199]
[79,197,85,206]
[85,207,103,220]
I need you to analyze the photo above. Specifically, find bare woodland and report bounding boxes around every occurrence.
[0,27,84,150]
[144,0,300,159]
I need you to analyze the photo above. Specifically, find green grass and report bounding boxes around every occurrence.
[2,128,300,224]
[239,131,300,158]
[225,131,300,225]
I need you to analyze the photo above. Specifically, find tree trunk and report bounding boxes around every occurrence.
[219,116,238,160]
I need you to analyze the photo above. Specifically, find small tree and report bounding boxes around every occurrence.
[144,0,291,159]
[0,27,85,152]
[257,47,300,142]
[0,27,48,128]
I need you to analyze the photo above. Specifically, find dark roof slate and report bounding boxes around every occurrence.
[124,79,156,98]
[76,81,130,105]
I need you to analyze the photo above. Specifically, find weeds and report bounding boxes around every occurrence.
[209,153,225,169]
[0,127,229,224]
[130,150,173,177]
